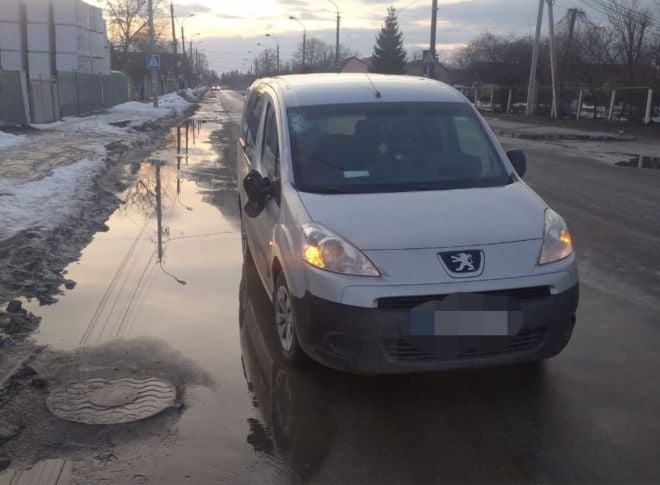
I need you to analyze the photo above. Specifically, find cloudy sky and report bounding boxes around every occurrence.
[93,0,658,74]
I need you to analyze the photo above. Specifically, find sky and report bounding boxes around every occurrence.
[92,0,659,74]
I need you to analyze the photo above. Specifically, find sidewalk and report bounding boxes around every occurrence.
[485,115,660,164]
[486,117,637,142]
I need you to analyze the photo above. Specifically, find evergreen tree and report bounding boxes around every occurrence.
[371,7,407,74]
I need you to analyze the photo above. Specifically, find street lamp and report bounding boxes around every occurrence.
[326,0,341,72]
[265,33,280,74]
[289,16,306,68]
[189,33,200,84]
[256,42,270,76]
[248,50,258,76]
[179,14,195,86]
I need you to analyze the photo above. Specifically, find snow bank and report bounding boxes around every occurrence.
[109,92,192,118]
[0,131,25,150]
[0,159,103,240]
[32,92,193,133]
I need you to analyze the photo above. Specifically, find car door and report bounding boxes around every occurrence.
[239,89,269,273]
[250,97,282,289]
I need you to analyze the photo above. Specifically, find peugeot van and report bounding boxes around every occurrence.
[237,74,578,374]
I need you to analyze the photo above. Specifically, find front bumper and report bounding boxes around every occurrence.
[292,284,579,374]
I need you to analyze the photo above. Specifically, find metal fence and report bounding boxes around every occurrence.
[58,71,128,118]
[0,69,30,126]
[456,85,659,124]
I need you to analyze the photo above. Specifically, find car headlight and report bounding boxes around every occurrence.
[301,222,380,277]
[539,209,573,265]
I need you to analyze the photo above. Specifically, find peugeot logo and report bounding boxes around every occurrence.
[439,250,484,277]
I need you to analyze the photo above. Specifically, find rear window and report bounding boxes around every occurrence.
[287,102,510,193]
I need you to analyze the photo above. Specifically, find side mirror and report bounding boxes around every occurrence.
[243,170,272,218]
[507,149,527,178]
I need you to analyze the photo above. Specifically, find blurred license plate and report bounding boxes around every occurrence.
[409,293,523,337]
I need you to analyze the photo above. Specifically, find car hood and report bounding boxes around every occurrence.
[298,183,546,250]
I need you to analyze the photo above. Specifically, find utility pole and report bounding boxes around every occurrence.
[526,0,545,116]
[428,0,438,79]
[181,26,186,86]
[327,0,340,71]
[334,11,340,71]
[148,0,158,107]
[561,8,579,80]
[170,2,179,84]
[547,0,560,118]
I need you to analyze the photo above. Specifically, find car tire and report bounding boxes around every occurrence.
[273,272,308,367]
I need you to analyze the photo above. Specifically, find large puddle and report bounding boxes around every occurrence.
[1,93,285,483]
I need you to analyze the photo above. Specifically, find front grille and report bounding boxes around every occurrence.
[383,328,546,362]
[377,286,551,310]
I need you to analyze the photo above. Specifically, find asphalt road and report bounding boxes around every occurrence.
[2,90,659,484]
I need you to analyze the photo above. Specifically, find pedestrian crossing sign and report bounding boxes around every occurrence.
[146,55,160,69]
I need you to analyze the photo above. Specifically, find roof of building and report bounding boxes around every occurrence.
[340,56,368,68]
[258,73,463,107]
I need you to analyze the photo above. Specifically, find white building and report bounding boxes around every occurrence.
[0,0,110,79]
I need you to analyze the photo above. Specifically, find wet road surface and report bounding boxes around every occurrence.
[2,90,660,483]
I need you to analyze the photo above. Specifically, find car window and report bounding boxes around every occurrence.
[454,115,498,173]
[287,102,510,193]
[262,103,279,178]
[244,90,266,160]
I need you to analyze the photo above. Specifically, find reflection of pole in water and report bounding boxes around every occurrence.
[176,125,181,154]
[151,158,187,285]
[155,160,163,262]
[192,118,196,145]
[185,121,189,164]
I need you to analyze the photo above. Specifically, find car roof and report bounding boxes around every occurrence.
[256,73,466,107]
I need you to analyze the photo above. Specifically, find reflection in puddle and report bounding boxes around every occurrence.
[616,155,660,169]
[25,110,241,350]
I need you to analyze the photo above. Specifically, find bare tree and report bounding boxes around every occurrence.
[606,0,654,83]
[291,37,356,72]
[105,0,166,70]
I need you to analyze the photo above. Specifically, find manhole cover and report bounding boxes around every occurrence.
[47,377,177,425]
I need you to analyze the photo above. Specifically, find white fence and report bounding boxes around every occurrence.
[456,85,659,124]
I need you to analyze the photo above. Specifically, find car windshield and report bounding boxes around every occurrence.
[287,102,511,194]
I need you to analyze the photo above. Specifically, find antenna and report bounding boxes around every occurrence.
[364,72,382,98]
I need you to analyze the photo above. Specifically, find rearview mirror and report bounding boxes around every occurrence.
[243,170,272,218]
[506,149,527,178]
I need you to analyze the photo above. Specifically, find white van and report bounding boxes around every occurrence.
[237,74,578,374]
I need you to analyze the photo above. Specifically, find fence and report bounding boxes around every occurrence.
[456,85,659,124]
[1,70,128,125]
[58,71,128,118]
[0,69,30,126]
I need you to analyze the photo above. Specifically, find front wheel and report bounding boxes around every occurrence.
[273,272,308,367]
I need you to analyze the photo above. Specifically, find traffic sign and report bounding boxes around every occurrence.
[422,50,435,64]
[146,55,161,69]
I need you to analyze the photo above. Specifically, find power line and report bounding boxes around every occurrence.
[580,0,660,28]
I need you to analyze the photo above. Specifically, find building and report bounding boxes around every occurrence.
[340,57,369,74]
[0,0,123,125]
[406,60,451,84]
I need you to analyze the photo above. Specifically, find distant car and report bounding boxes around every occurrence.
[237,74,579,374]
[211,84,222,91]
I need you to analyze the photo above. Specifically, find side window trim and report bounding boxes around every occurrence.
[261,101,281,180]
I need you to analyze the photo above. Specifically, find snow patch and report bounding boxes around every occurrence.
[108,92,192,118]
[0,158,104,240]
[0,131,25,150]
